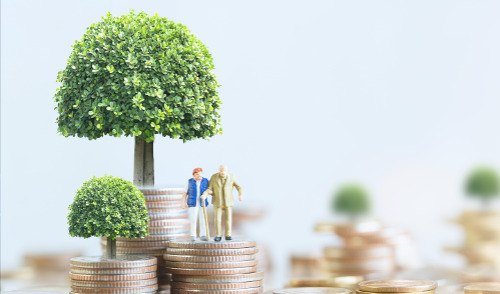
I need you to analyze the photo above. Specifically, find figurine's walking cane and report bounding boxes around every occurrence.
[202,197,210,239]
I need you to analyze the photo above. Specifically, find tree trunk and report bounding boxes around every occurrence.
[134,136,155,188]
[106,237,116,259]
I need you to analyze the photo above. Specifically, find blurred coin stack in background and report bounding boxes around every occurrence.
[101,187,189,293]
[464,282,500,294]
[286,276,363,289]
[69,256,158,294]
[164,240,264,293]
[289,253,322,279]
[273,287,353,294]
[315,219,420,277]
[447,211,500,270]
[356,279,437,294]
[24,252,80,283]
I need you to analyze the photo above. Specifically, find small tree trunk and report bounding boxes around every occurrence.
[134,136,155,188]
[106,237,116,259]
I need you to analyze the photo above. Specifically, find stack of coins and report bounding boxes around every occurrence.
[287,276,363,289]
[448,211,500,268]
[273,287,352,294]
[464,283,500,294]
[315,219,420,276]
[164,240,264,293]
[69,256,158,294]
[321,244,395,276]
[101,187,189,293]
[356,280,437,294]
[289,253,322,279]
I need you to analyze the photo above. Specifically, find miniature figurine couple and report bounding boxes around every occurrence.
[181,165,243,242]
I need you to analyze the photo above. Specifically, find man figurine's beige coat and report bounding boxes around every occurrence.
[201,165,243,241]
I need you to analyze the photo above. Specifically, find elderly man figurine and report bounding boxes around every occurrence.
[182,168,210,241]
[201,165,243,241]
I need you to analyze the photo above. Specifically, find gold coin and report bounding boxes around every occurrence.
[70,256,157,268]
[288,276,363,288]
[140,188,184,195]
[69,272,156,281]
[465,283,500,294]
[358,280,437,293]
[70,265,157,275]
[274,288,352,294]
[168,240,256,249]
[165,254,256,263]
[323,246,393,259]
[164,260,258,269]
[165,247,259,256]
[356,290,435,294]
[171,280,263,290]
[166,266,257,276]
[70,278,157,288]
[70,285,158,294]
[172,271,264,283]
[171,287,262,294]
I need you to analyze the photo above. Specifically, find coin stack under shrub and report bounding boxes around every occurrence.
[321,244,395,276]
[102,187,189,293]
[164,240,264,293]
[355,279,437,294]
[448,210,500,268]
[69,256,158,294]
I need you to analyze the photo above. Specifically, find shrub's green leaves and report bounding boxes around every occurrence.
[332,184,370,217]
[67,175,149,239]
[54,11,221,143]
[465,167,500,200]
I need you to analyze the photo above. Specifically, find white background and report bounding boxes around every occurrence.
[2,0,500,288]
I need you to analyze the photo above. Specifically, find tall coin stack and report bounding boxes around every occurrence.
[448,210,500,268]
[355,279,437,294]
[69,256,158,294]
[164,240,264,293]
[102,187,190,293]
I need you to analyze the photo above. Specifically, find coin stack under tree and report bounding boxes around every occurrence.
[101,187,189,294]
[273,287,353,294]
[315,219,421,277]
[164,240,264,294]
[69,256,158,294]
[447,210,500,269]
[355,279,437,294]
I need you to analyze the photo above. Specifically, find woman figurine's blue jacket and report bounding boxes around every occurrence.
[187,177,209,207]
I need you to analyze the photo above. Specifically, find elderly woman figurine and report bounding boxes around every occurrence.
[182,168,210,241]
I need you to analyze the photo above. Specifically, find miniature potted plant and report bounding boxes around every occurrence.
[465,166,500,209]
[68,175,149,258]
[54,11,222,187]
[332,183,370,221]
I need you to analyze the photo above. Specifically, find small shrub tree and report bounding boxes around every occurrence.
[68,175,149,258]
[465,166,500,208]
[332,184,370,220]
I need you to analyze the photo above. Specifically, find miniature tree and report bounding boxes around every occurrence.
[332,184,370,220]
[68,175,149,259]
[54,11,222,187]
[465,166,500,208]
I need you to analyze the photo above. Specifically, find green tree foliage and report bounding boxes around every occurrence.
[54,11,221,143]
[332,184,370,217]
[68,175,149,239]
[465,167,500,202]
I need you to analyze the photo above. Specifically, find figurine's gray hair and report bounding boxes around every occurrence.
[219,165,228,171]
